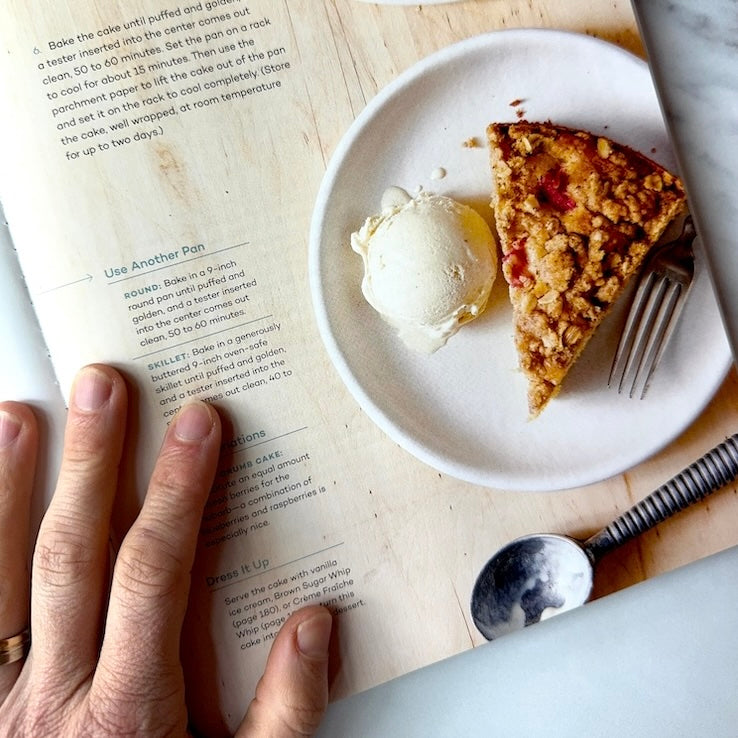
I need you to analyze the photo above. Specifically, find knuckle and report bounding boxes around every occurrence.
[82,664,184,736]
[64,412,108,454]
[0,684,69,737]
[0,715,54,738]
[60,444,115,482]
[79,709,137,737]
[149,464,204,514]
[60,415,120,479]
[95,655,147,697]
[82,698,147,736]
[33,528,97,590]
[140,471,205,538]
[114,530,185,604]
[80,705,162,737]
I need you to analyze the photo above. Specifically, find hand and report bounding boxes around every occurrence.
[0,364,332,737]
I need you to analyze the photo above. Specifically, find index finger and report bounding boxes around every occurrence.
[95,401,220,689]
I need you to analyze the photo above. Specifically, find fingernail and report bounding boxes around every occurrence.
[73,366,113,411]
[174,402,213,441]
[297,610,332,658]
[0,410,22,448]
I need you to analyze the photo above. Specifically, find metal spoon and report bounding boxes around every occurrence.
[471,433,738,641]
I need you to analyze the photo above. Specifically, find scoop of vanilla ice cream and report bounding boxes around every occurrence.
[351,190,497,352]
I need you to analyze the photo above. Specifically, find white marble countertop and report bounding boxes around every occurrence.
[632,0,738,361]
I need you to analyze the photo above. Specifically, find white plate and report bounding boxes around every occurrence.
[309,29,731,492]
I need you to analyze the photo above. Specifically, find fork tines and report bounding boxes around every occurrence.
[608,216,696,399]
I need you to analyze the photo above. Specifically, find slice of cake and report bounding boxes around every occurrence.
[487,121,687,417]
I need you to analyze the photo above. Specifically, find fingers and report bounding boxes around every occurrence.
[95,401,220,697]
[0,403,37,701]
[238,606,333,738]
[30,365,127,678]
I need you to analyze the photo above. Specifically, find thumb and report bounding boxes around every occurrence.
[237,606,333,737]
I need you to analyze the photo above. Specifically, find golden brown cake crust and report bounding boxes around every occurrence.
[487,121,687,417]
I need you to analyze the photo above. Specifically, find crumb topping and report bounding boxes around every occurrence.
[487,121,687,416]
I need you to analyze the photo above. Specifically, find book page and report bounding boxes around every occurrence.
[0,1,485,733]
[0,208,68,544]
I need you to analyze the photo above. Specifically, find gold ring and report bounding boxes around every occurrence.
[0,628,30,665]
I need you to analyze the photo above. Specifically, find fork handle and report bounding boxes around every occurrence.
[584,433,738,562]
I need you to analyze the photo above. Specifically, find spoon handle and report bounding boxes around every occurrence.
[585,433,738,562]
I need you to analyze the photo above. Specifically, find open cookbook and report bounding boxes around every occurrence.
[1,1,732,735]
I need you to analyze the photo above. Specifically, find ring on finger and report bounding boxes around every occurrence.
[0,628,30,665]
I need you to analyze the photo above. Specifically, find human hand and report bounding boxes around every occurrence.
[0,364,332,737]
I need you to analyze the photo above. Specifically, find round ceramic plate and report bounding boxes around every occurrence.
[309,29,731,492]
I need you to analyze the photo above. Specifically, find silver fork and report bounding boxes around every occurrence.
[608,215,695,398]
